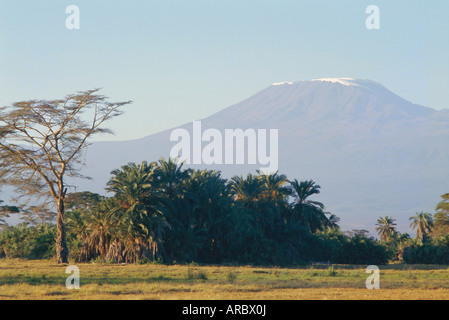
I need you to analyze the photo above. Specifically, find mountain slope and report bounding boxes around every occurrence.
[77,78,449,233]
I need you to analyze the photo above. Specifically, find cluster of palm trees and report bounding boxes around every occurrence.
[65,158,339,264]
[374,211,449,264]
[375,212,434,242]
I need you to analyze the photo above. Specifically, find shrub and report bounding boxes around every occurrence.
[187,268,208,280]
[402,238,449,264]
[0,223,56,259]
[227,271,237,282]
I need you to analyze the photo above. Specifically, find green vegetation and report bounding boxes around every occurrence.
[433,194,449,238]
[0,158,390,265]
[1,157,449,267]
[0,224,55,259]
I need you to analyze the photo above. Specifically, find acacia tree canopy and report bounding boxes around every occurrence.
[0,89,131,263]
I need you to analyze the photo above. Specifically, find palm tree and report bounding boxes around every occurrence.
[433,194,449,237]
[229,174,266,204]
[289,179,324,208]
[228,173,286,262]
[184,169,232,261]
[83,198,121,260]
[106,161,155,206]
[375,216,397,241]
[153,157,190,198]
[99,161,171,262]
[256,170,291,203]
[156,195,207,262]
[289,179,328,233]
[409,212,433,242]
[66,209,89,240]
[325,213,340,230]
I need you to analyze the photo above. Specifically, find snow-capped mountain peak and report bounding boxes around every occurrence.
[310,78,359,86]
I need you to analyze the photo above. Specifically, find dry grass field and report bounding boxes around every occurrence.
[1,259,449,300]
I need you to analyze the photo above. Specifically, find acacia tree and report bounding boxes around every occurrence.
[0,89,131,263]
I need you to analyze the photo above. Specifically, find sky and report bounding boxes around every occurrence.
[1,0,448,141]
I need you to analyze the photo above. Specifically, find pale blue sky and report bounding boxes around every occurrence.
[1,0,448,141]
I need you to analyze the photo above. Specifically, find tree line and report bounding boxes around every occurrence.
[373,195,449,264]
[0,158,383,265]
[2,158,448,265]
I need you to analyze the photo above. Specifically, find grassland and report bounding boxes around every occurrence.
[1,259,449,300]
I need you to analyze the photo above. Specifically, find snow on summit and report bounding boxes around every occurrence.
[271,78,382,88]
[310,78,360,86]
[272,81,294,86]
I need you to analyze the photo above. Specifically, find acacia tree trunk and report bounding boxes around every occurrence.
[56,196,69,263]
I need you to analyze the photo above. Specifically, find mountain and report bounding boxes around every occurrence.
[74,78,449,234]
